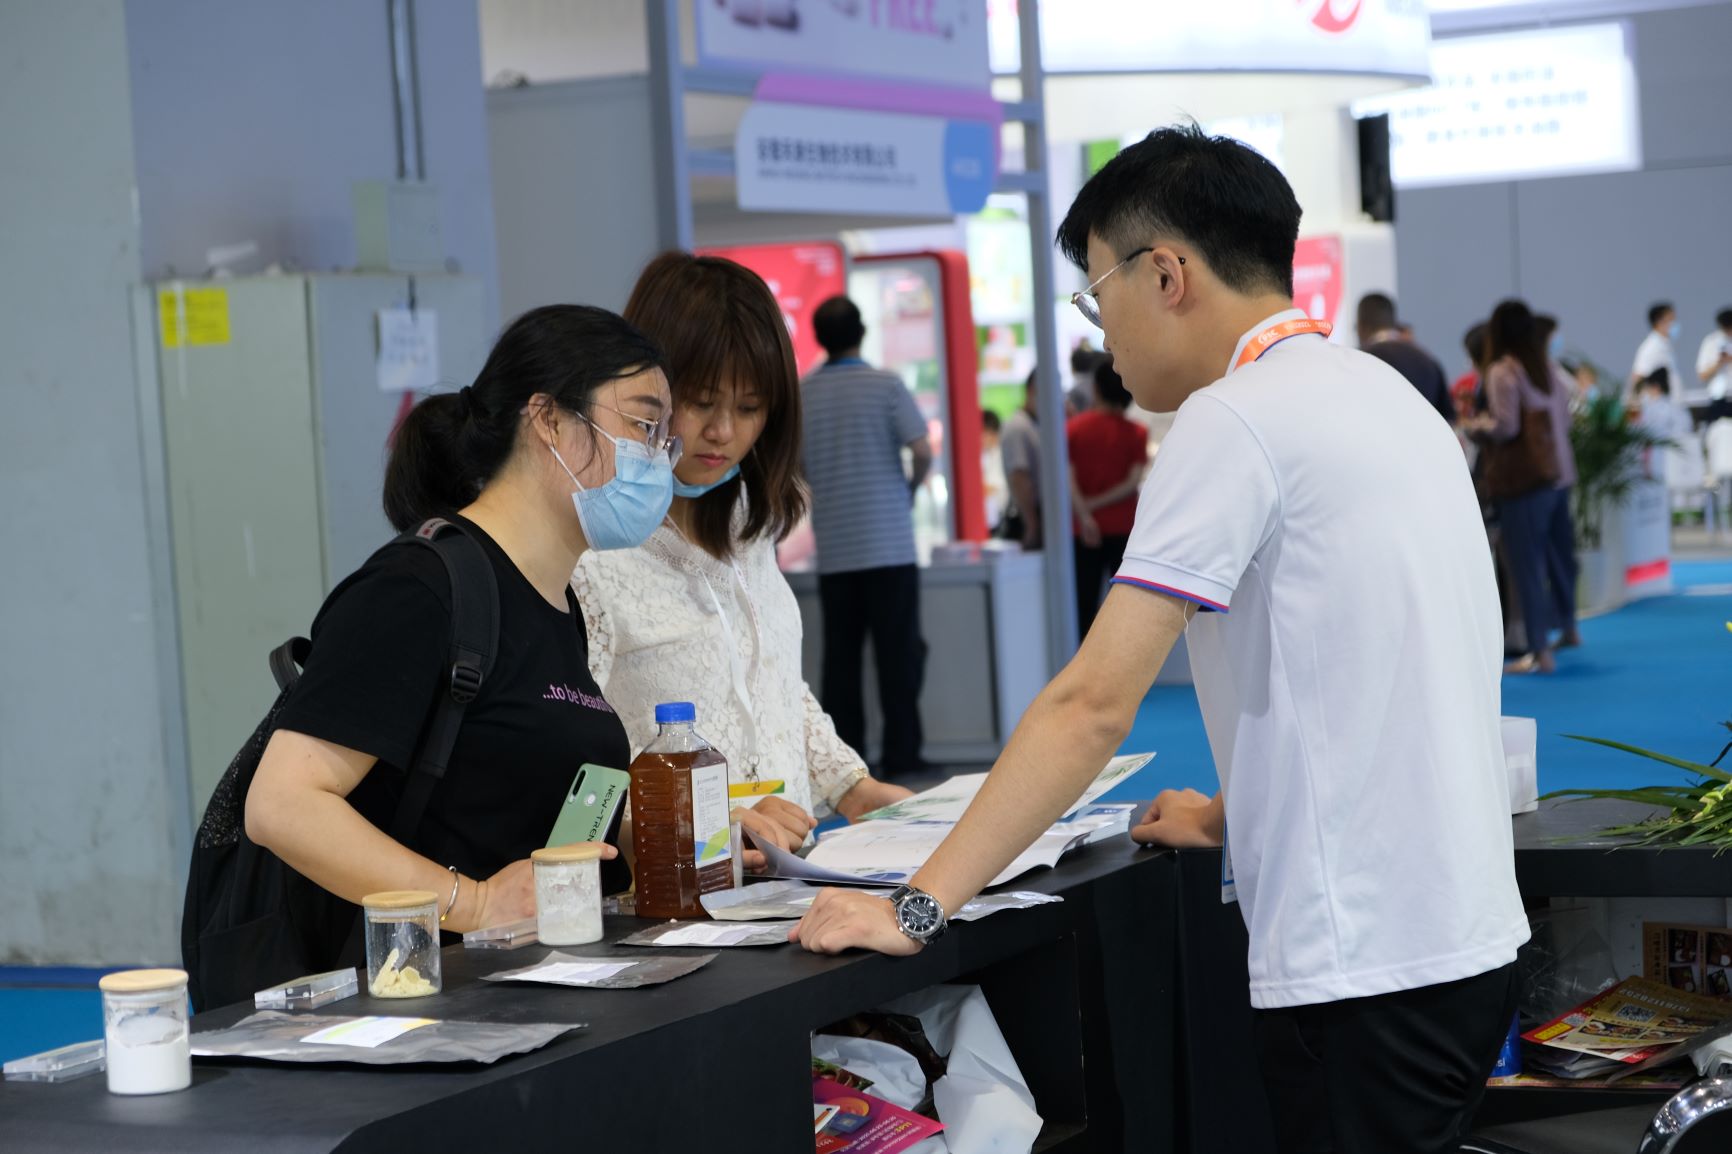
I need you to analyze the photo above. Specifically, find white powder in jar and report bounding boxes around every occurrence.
[106,1012,191,1095]
[535,861,603,946]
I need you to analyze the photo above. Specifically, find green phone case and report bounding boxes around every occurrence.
[547,764,631,848]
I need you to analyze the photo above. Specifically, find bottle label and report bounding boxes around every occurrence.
[691,762,732,869]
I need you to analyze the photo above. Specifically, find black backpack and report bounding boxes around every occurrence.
[180,518,498,1011]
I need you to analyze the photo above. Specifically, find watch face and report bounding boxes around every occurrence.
[898,894,943,937]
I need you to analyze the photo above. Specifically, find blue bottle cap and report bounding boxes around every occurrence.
[655,702,697,725]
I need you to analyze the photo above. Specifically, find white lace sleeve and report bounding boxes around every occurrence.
[802,683,867,811]
[570,555,616,692]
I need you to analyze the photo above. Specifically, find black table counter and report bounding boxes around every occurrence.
[0,839,1180,1154]
[8,799,1703,1154]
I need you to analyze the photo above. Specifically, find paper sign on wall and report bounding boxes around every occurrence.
[699,0,988,91]
[159,287,232,348]
[377,308,440,394]
[735,102,996,218]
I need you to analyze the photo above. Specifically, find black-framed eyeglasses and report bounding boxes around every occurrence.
[1071,248,1184,329]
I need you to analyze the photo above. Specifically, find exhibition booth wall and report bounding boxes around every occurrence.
[1394,3,1732,383]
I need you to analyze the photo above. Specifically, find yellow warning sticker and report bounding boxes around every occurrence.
[159,286,231,348]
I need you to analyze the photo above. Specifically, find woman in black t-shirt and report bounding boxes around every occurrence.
[247,305,678,950]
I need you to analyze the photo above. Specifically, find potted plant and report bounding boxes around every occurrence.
[1568,389,1669,615]
[1551,625,1732,847]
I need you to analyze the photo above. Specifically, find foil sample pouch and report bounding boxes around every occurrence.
[619,920,799,948]
[481,950,718,989]
[189,1012,580,1065]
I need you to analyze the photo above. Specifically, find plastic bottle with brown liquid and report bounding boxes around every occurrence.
[629,702,736,919]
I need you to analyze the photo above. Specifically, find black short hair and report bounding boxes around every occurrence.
[1093,359,1132,410]
[1069,344,1101,375]
[1057,123,1301,296]
[982,409,1001,434]
[1357,293,1397,334]
[1717,308,1732,331]
[1649,302,1676,328]
[813,296,865,357]
[1462,322,1487,367]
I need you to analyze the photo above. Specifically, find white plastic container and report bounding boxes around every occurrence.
[531,844,605,946]
[99,968,191,1095]
[361,890,442,998]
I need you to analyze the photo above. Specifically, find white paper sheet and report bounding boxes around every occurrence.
[857,753,1153,825]
[638,921,799,947]
[704,880,1062,923]
[803,807,1132,888]
[300,1016,435,1049]
[501,961,634,986]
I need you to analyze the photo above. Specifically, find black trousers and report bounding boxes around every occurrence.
[1073,534,1130,639]
[818,564,926,779]
[1253,962,1518,1154]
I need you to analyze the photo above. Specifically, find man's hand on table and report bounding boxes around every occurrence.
[789,887,922,956]
[1131,788,1225,848]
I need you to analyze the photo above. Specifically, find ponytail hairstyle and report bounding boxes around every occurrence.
[623,252,807,560]
[1485,299,1553,397]
[383,304,664,532]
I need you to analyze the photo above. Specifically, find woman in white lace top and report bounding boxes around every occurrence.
[574,253,912,867]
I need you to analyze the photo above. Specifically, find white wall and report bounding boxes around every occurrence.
[489,77,664,318]
[480,0,651,83]
[125,0,501,329]
[0,0,500,967]
[1394,3,1732,378]
[0,0,185,966]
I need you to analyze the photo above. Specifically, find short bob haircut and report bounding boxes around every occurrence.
[623,252,807,559]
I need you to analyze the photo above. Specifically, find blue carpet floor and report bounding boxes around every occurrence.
[4,562,1725,1067]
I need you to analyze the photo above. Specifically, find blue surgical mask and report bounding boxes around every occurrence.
[1670,321,1683,341]
[1549,333,1564,359]
[672,463,740,499]
[548,431,673,551]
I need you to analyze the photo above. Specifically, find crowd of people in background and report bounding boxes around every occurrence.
[957,288,1732,663]
[1361,292,1732,676]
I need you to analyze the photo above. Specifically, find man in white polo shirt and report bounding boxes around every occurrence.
[793,125,1528,1153]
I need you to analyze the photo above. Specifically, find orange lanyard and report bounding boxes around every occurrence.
[1232,317,1333,372]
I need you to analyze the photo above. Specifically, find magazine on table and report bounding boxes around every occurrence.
[748,755,1153,888]
[1523,976,1732,1079]
[811,1059,943,1154]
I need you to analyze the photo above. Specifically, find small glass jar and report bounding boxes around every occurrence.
[99,968,191,1096]
[531,845,605,946]
[362,890,442,999]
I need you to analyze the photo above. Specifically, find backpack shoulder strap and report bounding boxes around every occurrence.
[386,517,500,845]
[268,637,312,692]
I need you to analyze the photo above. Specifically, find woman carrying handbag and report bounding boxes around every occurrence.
[1467,299,1577,674]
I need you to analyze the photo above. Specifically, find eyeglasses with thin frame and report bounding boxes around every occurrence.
[587,402,683,467]
[1071,248,1184,329]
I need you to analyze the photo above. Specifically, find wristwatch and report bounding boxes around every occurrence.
[888,885,948,946]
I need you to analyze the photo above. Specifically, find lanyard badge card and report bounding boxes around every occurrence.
[1220,820,1238,905]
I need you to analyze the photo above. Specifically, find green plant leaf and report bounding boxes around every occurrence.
[1541,787,1704,811]
[1562,735,1732,783]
